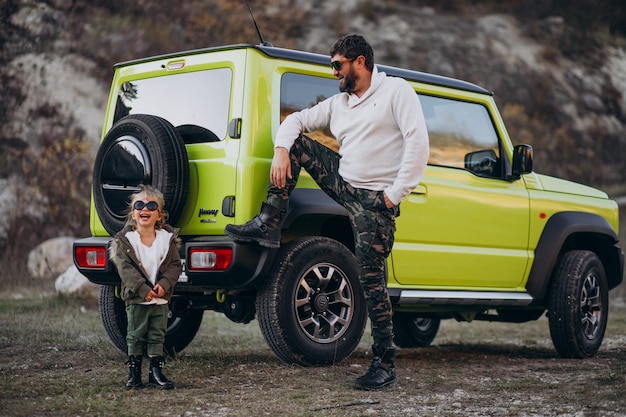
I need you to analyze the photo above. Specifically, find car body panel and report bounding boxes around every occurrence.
[79,43,622,332]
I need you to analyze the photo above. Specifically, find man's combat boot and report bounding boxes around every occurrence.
[225,202,286,248]
[354,345,396,390]
[125,355,143,390]
[148,356,174,390]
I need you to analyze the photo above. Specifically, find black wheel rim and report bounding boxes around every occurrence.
[293,262,354,344]
[580,272,603,340]
[167,309,183,333]
[413,317,433,332]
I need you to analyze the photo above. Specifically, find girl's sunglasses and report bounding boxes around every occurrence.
[133,200,159,211]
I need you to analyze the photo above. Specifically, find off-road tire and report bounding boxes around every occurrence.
[256,237,366,366]
[99,285,127,352]
[98,285,203,357]
[548,250,609,358]
[392,313,440,348]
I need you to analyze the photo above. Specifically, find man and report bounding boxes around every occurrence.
[225,34,429,390]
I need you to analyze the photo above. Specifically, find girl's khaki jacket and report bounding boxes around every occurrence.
[109,224,182,305]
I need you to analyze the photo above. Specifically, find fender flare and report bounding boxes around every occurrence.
[283,188,354,251]
[525,211,624,303]
[283,188,348,227]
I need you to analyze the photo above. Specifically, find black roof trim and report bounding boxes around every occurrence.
[256,45,491,95]
[113,44,255,68]
[114,44,492,95]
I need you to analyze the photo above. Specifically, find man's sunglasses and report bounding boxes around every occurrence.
[133,200,159,211]
[330,58,355,71]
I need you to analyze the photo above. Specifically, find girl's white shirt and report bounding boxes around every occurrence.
[125,228,173,305]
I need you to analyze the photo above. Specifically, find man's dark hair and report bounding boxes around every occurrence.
[330,34,374,72]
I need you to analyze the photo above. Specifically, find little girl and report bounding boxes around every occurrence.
[109,185,182,390]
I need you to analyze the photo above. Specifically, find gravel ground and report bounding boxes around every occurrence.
[1,291,625,417]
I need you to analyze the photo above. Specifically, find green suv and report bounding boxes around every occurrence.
[73,44,623,365]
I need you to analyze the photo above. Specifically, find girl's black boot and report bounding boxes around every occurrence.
[148,356,174,390]
[125,355,143,390]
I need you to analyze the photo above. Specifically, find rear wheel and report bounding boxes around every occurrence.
[548,250,608,358]
[256,237,366,366]
[392,313,440,348]
[99,285,127,352]
[92,114,189,235]
[98,285,203,357]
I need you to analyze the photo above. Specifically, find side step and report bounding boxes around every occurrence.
[392,290,534,307]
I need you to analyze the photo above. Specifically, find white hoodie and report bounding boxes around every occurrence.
[274,66,429,205]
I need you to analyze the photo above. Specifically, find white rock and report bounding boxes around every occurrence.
[27,236,76,279]
[10,2,65,39]
[55,265,100,300]
[5,53,107,150]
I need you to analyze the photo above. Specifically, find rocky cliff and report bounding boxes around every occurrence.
[1,0,625,251]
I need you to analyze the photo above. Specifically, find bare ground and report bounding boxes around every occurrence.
[1,286,625,417]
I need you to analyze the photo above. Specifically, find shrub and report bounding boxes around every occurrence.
[0,130,93,286]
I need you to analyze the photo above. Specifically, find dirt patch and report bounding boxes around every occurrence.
[1,290,625,417]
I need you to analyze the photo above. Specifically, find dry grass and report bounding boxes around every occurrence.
[1,279,625,417]
[1,205,623,416]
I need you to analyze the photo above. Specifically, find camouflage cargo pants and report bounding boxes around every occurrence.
[268,134,397,347]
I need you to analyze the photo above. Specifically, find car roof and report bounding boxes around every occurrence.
[114,44,492,95]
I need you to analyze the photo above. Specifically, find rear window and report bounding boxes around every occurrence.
[114,68,232,141]
[280,73,339,150]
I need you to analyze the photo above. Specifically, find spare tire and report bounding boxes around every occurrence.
[92,114,189,235]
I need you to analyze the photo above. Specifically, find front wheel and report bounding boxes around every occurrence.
[98,285,203,357]
[548,250,609,358]
[256,237,366,366]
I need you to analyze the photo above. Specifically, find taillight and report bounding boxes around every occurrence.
[75,246,107,269]
[188,248,232,271]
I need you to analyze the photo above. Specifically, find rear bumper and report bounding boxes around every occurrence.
[183,236,276,289]
[73,236,276,290]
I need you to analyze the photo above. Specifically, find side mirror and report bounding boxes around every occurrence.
[464,149,498,177]
[511,144,533,179]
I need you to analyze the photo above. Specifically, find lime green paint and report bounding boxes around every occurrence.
[91,44,619,295]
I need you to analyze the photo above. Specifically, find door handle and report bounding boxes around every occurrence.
[411,184,427,195]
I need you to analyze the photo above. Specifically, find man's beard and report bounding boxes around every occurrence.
[339,68,357,94]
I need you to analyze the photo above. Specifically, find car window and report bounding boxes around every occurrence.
[419,94,501,178]
[280,73,339,150]
[114,68,232,141]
